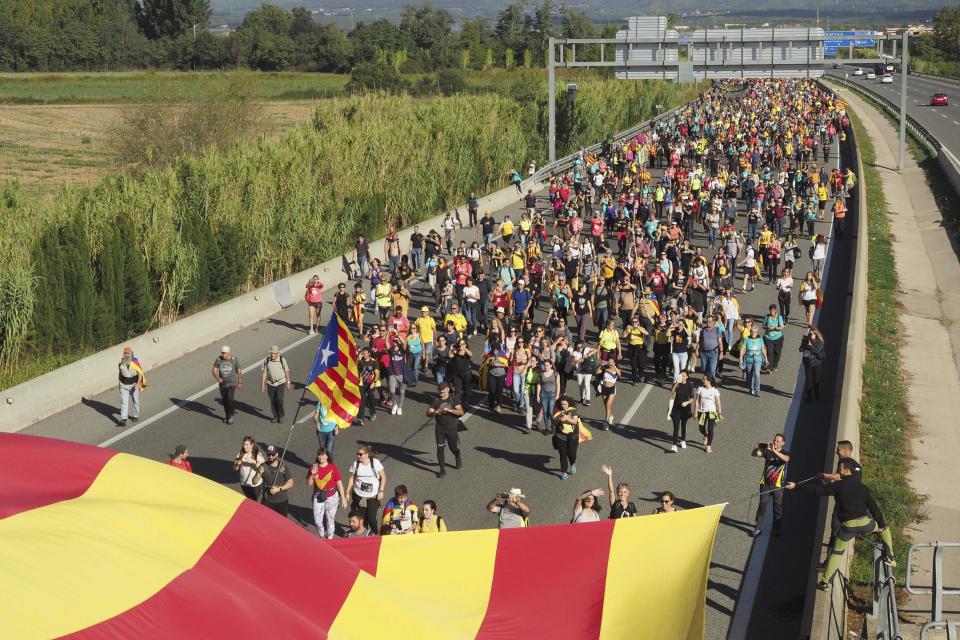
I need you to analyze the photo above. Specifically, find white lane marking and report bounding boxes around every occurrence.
[99,332,317,447]
[943,113,949,118]
[954,121,959,126]
[617,383,654,427]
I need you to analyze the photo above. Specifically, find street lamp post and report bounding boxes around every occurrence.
[898,30,908,171]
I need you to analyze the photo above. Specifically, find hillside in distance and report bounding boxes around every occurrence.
[210,0,942,24]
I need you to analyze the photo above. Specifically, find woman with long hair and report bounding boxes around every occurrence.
[798,272,820,328]
[572,489,605,523]
[233,436,265,502]
[597,359,620,430]
[418,500,448,533]
[695,375,723,454]
[669,370,695,452]
[306,447,347,539]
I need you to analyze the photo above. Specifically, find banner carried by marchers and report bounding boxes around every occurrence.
[0,434,723,639]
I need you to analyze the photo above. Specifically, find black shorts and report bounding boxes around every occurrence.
[308,301,323,309]
[600,384,616,398]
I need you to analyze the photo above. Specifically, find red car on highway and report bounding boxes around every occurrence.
[931,93,949,106]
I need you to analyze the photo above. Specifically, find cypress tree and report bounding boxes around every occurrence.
[60,216,97,349]
[120,217,157,336]
[96,223,124,343]
[29,232,65,355]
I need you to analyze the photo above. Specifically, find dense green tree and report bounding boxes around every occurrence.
[346,62,410,94]
[137,0,210,40]
[933,6,960,59]
[349,19,403,64]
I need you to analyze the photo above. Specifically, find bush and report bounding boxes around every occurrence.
[109,74,263,171]
[436,68,466,95]
[346,62,409,94]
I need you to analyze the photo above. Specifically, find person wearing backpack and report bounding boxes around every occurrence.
[260,346,291,424]
[418,500,448,533]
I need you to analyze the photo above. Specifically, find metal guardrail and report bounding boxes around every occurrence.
[907,70,960,86]
[828,74,942,153]
[873,544,903,640]
[906,542,960,640]
[531,104,686,184]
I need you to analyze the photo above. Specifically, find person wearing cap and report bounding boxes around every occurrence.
[414,307,436,370]
[169,445,192,472]
[258,445,294,518]
[212,346,242,424]
[260,347,291,423]
[118,347,144,427]
[487,488,530,529]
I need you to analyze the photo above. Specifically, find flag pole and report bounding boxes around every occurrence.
[269,386,309,490]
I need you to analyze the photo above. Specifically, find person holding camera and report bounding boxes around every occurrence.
[552,396,582,480]
[427,383,464,478]
[752,434,791,537]
[347,445,386,535]
[799,328,825,402]
[487,488,531,529]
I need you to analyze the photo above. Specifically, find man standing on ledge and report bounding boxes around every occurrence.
[786,459,895,590]
[212,346,241,425]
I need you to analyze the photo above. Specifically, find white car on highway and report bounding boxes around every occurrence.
[866,72,876,79]
[881,74,893,84]
[853,68,864,76]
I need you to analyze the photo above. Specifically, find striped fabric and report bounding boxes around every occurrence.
[0,434,722,639]
[306,314,361,429]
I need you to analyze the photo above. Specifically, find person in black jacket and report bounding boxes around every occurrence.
[786,460,895,590]
[799,328,825,402]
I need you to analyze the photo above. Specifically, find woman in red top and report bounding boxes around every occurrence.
[169,445,192,472]
[306,448,347,539]
[305,275,324,335]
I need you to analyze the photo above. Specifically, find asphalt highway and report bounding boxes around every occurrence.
[827,66,960,155]
[24,166,848,637]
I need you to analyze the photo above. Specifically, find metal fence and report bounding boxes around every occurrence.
[873,544,903,640]
[829,74,942,153]
[530,103,686,185]
[907,70,960,86]
[905,542,960,640]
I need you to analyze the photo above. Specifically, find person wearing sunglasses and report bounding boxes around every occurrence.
[652,491,683,514]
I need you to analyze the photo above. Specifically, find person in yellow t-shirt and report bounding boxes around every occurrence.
[417,499,448,533]
[443,304,468,334]
[415,306,437,367]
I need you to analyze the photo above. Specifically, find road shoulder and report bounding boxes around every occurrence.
[838,88,960,637]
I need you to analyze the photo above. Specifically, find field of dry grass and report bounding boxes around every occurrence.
[0,101,317,192]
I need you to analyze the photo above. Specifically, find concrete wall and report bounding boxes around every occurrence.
[809,98,869,640]
[938,146,960,201]
[0,180,540,434]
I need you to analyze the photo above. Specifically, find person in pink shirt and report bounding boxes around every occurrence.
[387,307,411,343]
[169,445,193,472]
[304,275,324,335]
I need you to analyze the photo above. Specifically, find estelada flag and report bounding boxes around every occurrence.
[306,314,360,429]
[0,433,723,639]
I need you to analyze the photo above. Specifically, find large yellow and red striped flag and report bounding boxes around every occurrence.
[306,314,360,429]
[0,433,723,639]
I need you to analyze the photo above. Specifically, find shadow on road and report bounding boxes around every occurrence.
[190,456,239,484]
[171,397,218,419]
[81,397,120,425]
[357,439,435,474]
[474,446,557,477]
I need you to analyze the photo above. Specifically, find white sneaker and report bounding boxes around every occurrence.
[397,407,403,416]
[670,445,678,453]
[680,441,687,449]
[391,405,398,415]
[308,329,315,335]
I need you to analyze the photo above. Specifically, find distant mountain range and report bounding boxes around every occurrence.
[209,0,942,27]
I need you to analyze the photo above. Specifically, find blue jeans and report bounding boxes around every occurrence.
[700,348,719,379]
[748,221,759,241]
[411,248,423,272]
[435,370,447,385]
[745,359,763,394]
[410,352,422,378]
[357,256,368,280]
[464,301,476,330]
[317,429,336,456]
[595,307,609,332]
[708,227,718,246]
[512,373,527,410]
[540,392,557,426]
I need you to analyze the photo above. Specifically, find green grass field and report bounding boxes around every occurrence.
[0,71,349,104]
